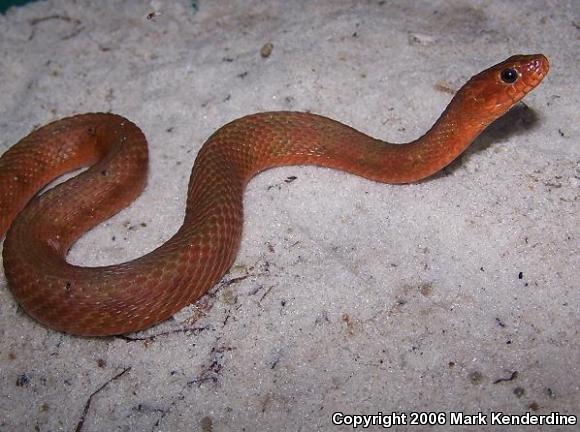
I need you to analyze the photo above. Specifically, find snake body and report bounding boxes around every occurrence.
[0,55,548,336]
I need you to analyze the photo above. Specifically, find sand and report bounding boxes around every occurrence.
[0,1,578,431]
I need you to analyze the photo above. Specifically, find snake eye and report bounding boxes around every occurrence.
[500,68,518,84]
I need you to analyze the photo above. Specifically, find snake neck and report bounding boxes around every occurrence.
[397,86,495,183]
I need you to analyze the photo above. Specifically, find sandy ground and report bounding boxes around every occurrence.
[0,1,578,431]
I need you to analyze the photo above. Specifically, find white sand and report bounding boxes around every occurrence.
[0,0,578,431]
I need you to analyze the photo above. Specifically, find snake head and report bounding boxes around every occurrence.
[458,54,549,125]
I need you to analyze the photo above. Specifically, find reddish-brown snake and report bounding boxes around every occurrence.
[0,54,548,336]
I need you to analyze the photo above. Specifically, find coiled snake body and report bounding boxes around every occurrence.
[0,55,548,335]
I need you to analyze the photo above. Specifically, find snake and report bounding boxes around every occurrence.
[0,54,549,336]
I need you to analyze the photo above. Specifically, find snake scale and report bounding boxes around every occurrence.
[0,54,549,336]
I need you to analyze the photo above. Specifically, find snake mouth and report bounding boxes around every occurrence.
[537,54,550,78]
[522,54,549,92]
